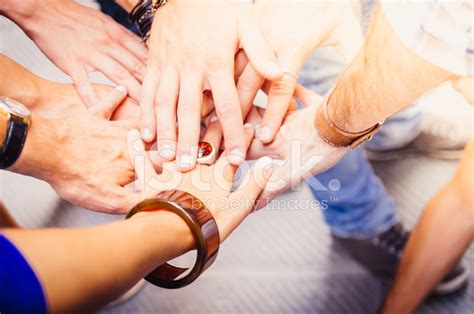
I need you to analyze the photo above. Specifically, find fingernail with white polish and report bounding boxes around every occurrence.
[115,85,127,93]
[227,149,245,165]
[159,144,175,160]
[244,123,254,130]
[141,128,153,141]
[258,125,273,142]
[178,155,193,169]
[209,115,218,123]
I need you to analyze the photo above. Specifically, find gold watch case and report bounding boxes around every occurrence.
[0,97,31,150]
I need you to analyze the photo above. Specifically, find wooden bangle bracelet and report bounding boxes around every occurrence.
[126,190,220,289]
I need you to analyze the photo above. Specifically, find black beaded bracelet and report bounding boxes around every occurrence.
[129,0,168,42]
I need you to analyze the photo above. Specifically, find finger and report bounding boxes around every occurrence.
[154,67,179,163]
[119,27,149,63]
[245,106,263,126]
[102,15,148,63]
[202,115,223,154]
[234,49,249,79]
[176,73,202,172]
[258,70,298,143]
[239,11,282,80]
[208,68,246,166]
[114,118,140,130]
[115,160,136,186]
[88,85,128,119]
[127,129,157,189]
[237,63,265,118]
[70,66,98,108]
[139,61,160,142]
[216,123,255,184]
[219,156,274,241]
[294,84,323,107]
[288,98,299,111]
[109,46,147,83]
[253,189,276,211]
[94,58,142,103]
[246,135,276,160]
[201,92,215,117]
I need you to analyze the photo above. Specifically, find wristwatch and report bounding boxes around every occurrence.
[0,97,31,169]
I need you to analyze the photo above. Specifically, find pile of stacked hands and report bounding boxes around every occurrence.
[0,0,472,313]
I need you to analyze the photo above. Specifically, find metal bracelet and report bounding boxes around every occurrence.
[129,0,168,42]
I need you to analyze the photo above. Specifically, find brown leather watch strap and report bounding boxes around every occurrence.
[315,93,382,148]
[126,190,220,289]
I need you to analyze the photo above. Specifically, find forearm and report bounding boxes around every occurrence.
[0,0,42,30]
[380,184,473,314]
[7,114,59,182]
[0,55,79,116]
[0,55,44,110]
[327,6,457,133]
[3,210,193,312]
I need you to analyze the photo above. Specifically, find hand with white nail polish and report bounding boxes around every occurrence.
[138,0,283,169]
[127,123,273,241]
[236,0,363,144]
[246,87,347,209]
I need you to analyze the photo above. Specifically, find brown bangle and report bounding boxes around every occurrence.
[126,190,220,289]
[315,91,383,148]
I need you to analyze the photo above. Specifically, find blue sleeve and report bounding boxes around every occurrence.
[0,234,48,314]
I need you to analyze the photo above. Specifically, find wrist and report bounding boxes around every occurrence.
[0,76,43,112]
[34,82,84,117]
[8,115,60,182]
[314,89,382,148]
[4,0,59,39]
[326,54,382,133]
[0,0,43,28]
[132,210,195,261]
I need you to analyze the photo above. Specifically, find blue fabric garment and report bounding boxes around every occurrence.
[0,234,47,314]
[300,47,422,238]
[97,0,138,33]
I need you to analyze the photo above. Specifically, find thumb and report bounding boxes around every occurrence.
[88,85,128,119]
[220,156,274,241]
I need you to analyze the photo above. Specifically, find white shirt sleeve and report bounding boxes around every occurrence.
[381,0,473,77]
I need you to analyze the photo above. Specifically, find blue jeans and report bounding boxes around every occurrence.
[300,48,422,238]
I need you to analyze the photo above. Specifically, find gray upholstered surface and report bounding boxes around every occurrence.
[1,4,473,313]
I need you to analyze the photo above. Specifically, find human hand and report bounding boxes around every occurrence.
[11,86,141,213]
[5,0,148,105]
[140,0,282,170]
[237,0,363,143]
[127,122,273,242]
[33,81,140,120]
[246,86,347,209]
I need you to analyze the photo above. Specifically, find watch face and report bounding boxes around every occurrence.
[0,97,30,118]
